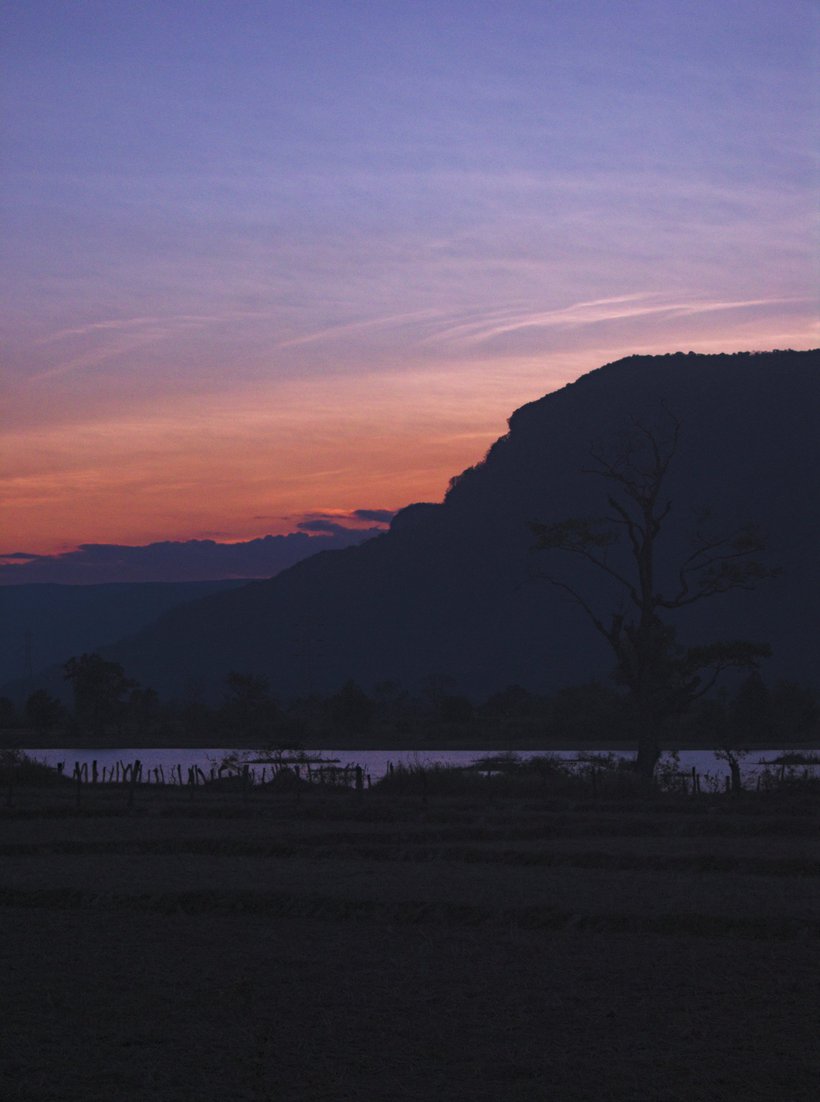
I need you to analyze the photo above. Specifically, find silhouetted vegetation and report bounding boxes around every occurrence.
[329,679,373,734]
[2,652,818,759]
[24,689,68,735]
[218,671,278,741]
[532,414,776,780]
[0,697,17,729]
[63,653,137,737]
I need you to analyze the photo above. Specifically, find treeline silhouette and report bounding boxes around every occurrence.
[0,652,816,748]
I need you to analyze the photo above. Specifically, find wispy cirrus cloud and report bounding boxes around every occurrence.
[30,309,275,382]
[38,309,272,346]
[423,295,809,350]
[276,308,445,350]
[266,293,814,366]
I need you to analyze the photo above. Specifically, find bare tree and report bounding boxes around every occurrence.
[531,413,776,780]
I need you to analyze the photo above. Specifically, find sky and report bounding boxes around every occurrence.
[1,0,817,582]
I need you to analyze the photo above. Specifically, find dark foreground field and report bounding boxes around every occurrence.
[1,776,819,1101]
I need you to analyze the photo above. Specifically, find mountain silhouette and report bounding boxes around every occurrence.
[0,580,245,688]
[93,351,820,701]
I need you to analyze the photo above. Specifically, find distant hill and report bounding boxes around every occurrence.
[49,351,820,701]
[0,580,245,689]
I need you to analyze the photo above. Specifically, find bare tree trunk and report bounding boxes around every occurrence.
[634,705,660,783]
[729,759,742,793]
[635,738,659,782]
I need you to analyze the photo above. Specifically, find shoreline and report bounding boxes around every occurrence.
[9,736,819,754]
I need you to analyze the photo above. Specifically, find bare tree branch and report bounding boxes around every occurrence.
[529,519,640,605]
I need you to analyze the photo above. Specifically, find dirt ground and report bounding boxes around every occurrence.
[1,781,818,1101]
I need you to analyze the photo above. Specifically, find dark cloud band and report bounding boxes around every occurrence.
[0,525,388,586]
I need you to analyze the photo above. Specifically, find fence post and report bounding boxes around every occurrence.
[127,759,141,809]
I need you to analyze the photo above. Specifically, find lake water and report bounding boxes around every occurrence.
[21,746,818,785]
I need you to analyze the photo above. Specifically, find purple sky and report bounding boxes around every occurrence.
[1,1,817,582]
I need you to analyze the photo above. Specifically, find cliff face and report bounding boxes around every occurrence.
[107,350,820,700]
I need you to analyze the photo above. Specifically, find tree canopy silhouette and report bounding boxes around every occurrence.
[219,671,278,740]
[63,653,136,736]
[531,413,776,779]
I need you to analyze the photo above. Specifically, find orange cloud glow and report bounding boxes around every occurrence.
[5,297,816,560]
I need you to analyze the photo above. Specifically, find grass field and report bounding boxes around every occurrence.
[1,770,818,1101]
